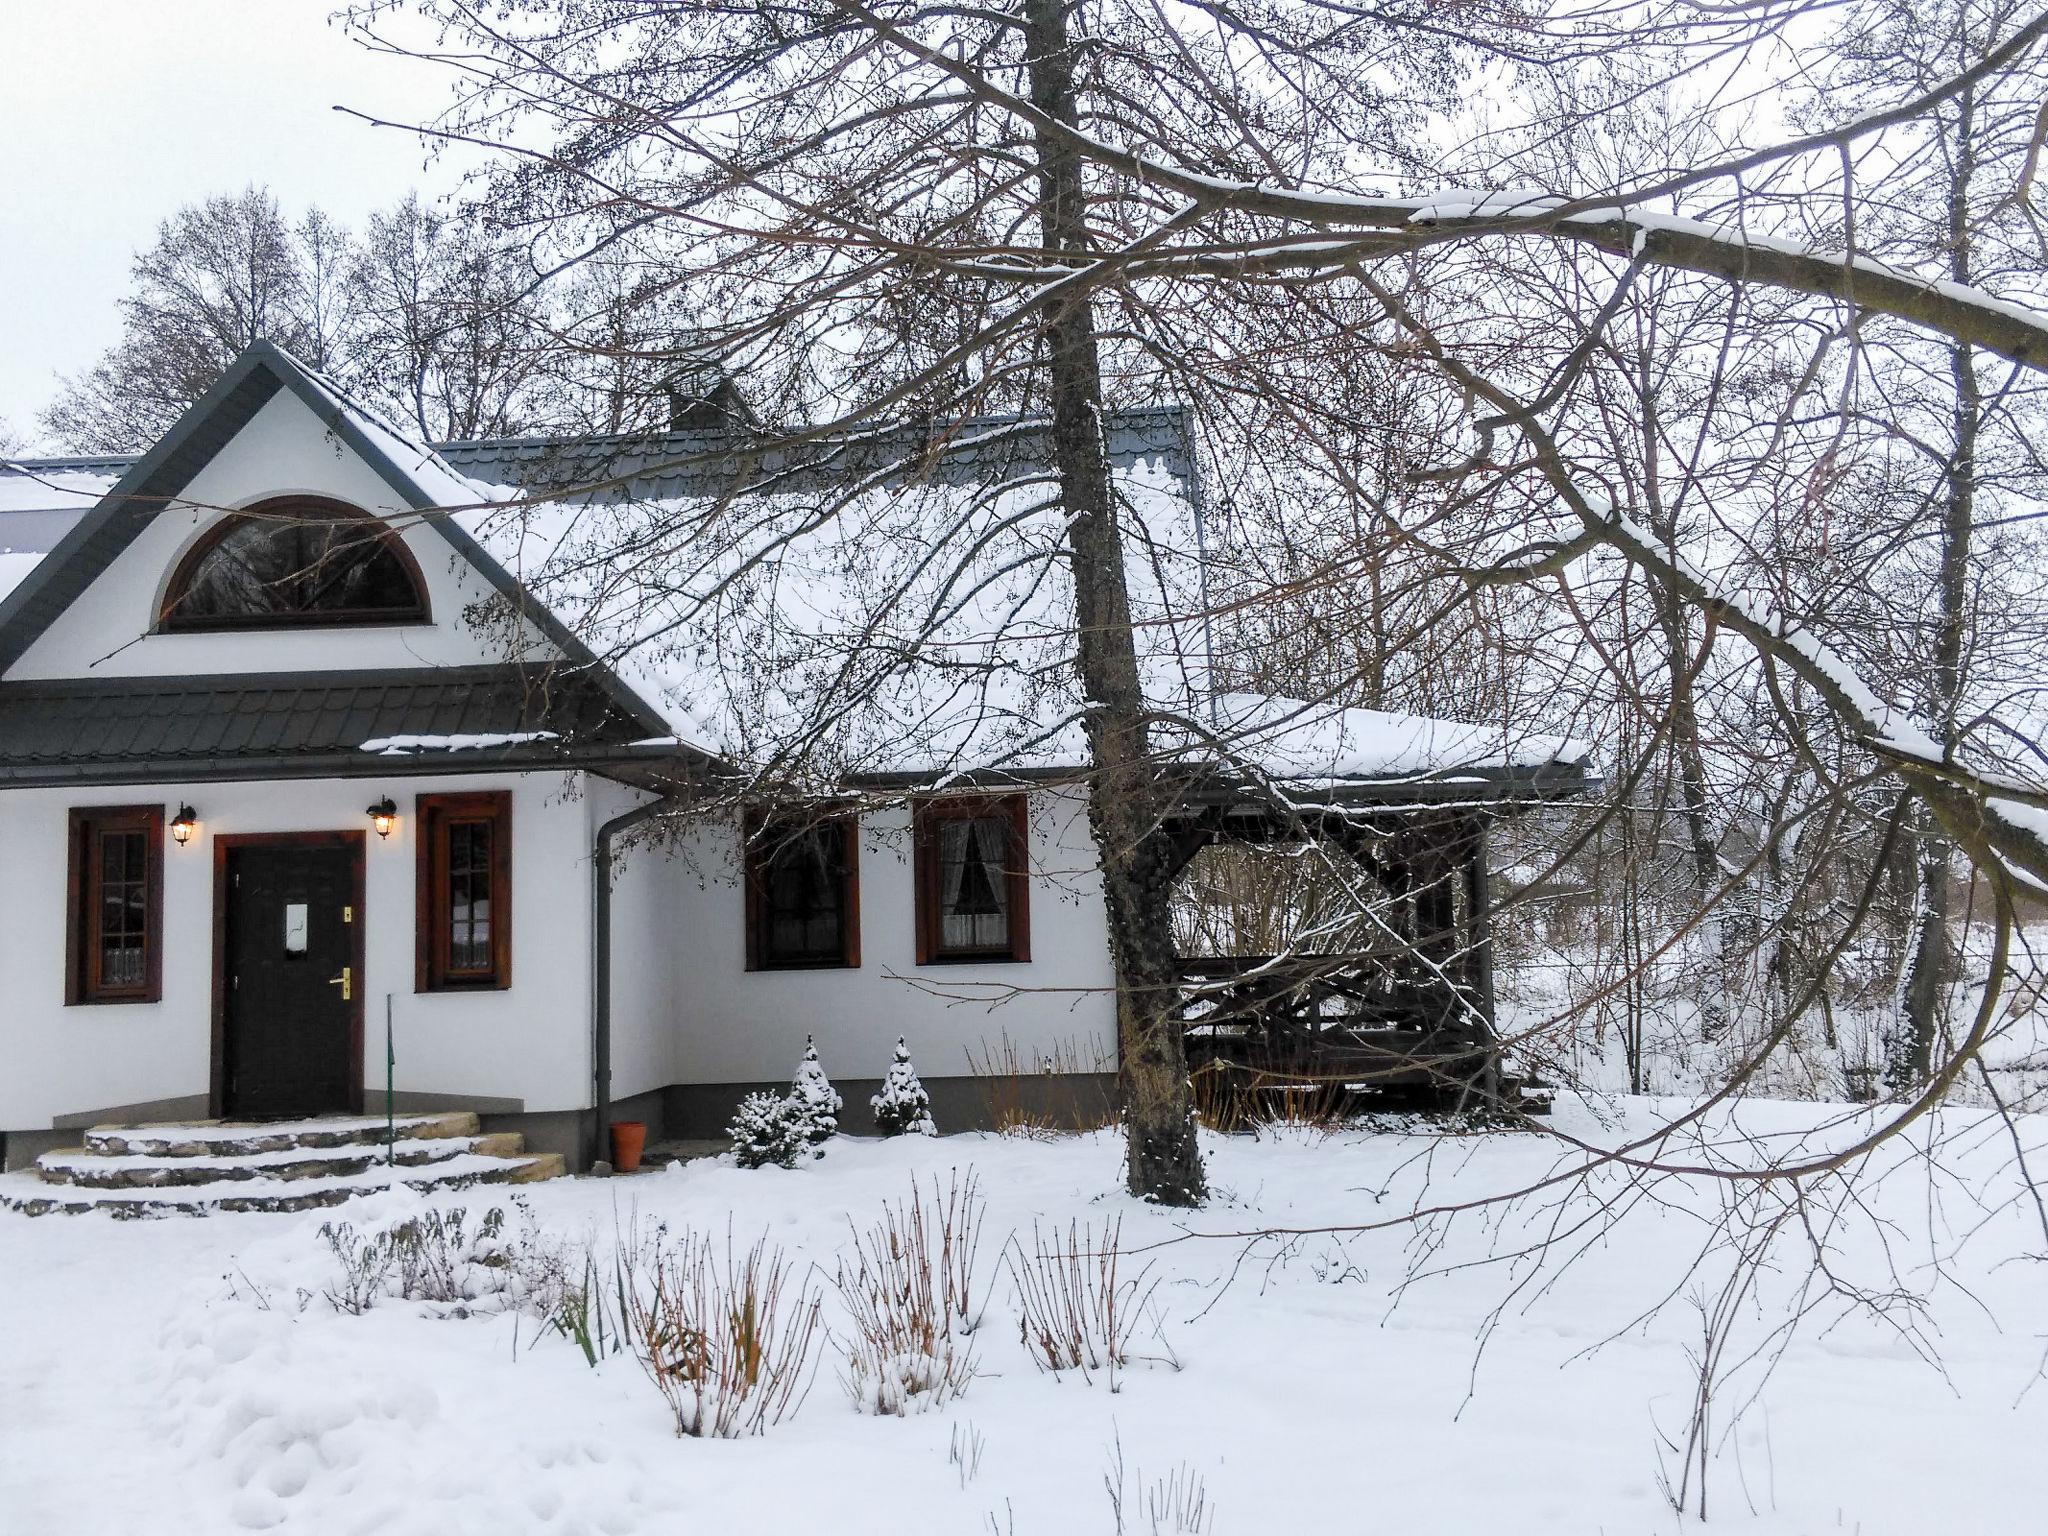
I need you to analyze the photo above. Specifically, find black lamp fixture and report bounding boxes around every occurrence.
[367,796,398,839]
[169,805,199,846]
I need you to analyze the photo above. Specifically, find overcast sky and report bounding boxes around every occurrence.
[1,2,464,447]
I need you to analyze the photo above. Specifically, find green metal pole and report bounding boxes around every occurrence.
[385,993,395,1166]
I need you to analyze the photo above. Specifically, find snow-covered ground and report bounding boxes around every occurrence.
[4,1097,2044,1535]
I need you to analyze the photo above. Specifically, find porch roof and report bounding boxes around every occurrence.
[0,665,701,788]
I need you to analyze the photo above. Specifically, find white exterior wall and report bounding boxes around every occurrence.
[587,777,683,1104]
[0,771,598,1130]
[643,788,1117,1089]
[8,387,549,681]
[0,773,1121,1131]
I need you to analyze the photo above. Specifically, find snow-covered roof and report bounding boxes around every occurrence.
[1,349,1590,799]
[0,552,43,606]
[458,443,1590,795]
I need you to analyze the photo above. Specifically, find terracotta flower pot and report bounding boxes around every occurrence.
[609,1120,647,1174]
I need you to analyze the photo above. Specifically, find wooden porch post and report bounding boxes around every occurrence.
[1463,813,1503,1104]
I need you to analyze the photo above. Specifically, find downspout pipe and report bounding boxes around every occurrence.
[592,793,680,1170]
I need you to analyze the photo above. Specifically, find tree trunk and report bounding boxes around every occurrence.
[1899,83,1980,1089]
[1022,0,1205,1203]
[1636,349,1727,1037]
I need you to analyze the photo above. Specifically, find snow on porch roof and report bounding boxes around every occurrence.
[838,684,1593,802]
[1180,690,1589,788]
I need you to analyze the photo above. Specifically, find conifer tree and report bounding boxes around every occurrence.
[790,1036,843,1150]
[727,1091,807,1170]
[871,1038,937,1137]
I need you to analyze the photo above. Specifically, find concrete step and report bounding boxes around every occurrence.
[33,1133,525,1189]
[83,1112,481,1158]
[0,1148,566,1218]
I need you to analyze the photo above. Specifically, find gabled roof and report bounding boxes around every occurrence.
[0,341,688,757]
[0,356,1593,804]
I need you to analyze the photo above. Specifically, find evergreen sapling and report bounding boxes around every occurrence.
[871,1037,937,1136]
[728,1091,808,1170]
[790,1035,843,1152]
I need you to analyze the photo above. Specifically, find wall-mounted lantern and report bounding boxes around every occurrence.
[169,805,199,846]
[367,796,398,840]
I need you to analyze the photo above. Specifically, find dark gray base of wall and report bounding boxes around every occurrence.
[3,1129,77,1171]
[662,1073,1117,1142]
[483,1087,670,1174]
[387,1090,525,1117]
[52,1094,211,1131]
[4,1078,1113,1176]
[7,1094,215,1170]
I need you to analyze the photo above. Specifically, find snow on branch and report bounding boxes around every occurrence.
[1114,178,2048,376]
[832,0,2048,375]
[1348,268,2048,892]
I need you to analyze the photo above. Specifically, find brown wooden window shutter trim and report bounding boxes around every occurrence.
[415,791,512,991]
[913,793,1031,965]
[744,811,861,971]
[66,805,165,1005]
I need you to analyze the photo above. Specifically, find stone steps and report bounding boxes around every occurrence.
[84,1112,481,1158]
[2,1112,565,1217]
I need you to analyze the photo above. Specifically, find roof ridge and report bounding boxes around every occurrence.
[7,402,1193,473]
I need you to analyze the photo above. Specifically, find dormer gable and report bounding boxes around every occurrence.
[0,344,661,732]
[0,343,697,788]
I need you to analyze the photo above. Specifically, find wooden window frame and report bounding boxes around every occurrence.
[159,495,431,633]
[744,812,862,971]
[66,805,165,1005]
[415,792,512,991]
[914,794,1031,965]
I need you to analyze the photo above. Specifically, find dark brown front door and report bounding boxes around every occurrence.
[218,836,363,1118]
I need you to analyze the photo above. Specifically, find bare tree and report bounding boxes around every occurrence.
[343,0,2048,1220]
[43,187,351,452]
[347,193,552,440]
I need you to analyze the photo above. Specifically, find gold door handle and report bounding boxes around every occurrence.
[328,966,352,1001]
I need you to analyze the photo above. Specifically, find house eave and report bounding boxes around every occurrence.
[0,740,715,791]
[807,759,1598,806]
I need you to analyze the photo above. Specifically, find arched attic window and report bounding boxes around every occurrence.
[159,496,430,630]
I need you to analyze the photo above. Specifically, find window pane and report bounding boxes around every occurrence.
[445,818,495,974]
[95,830,148,987]
[168,511,423,623]
[761,824,845,964]
[101,937,145,989]
[937,814,1009,953]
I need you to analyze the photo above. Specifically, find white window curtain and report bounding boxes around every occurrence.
[939,815,1009,951]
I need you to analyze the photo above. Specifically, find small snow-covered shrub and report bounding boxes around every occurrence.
[318,1205,523,1316]
[790,1035,843,1149]
[624,1228,824,1438]
[1006,1216,1169,1387]
[729,1091,809,1169]
[872,1036,937,1136]
[835,1170,985,1414]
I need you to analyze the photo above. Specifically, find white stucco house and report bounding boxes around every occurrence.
[0,342,1589,1175]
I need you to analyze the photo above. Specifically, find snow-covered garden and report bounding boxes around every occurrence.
[5,1095,2044,1535]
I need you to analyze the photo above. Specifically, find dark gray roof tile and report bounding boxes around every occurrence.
[0,665,646,784]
